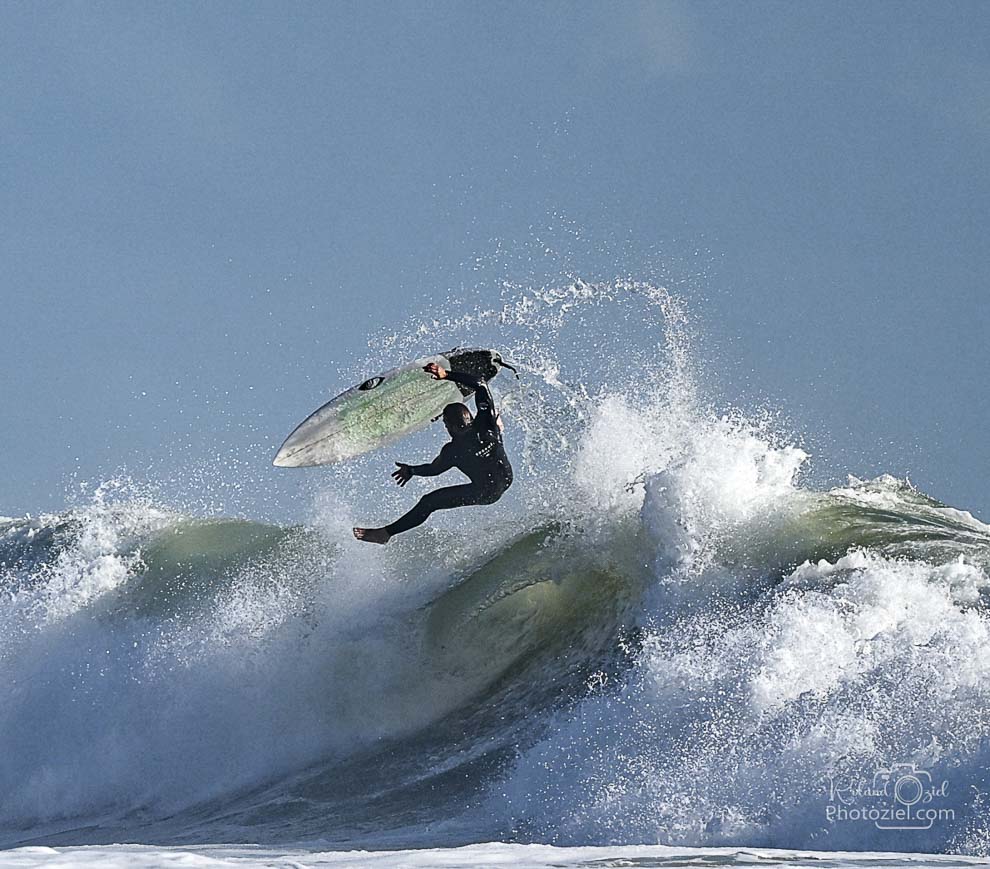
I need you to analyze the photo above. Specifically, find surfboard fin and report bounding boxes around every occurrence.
[494,357,519,378]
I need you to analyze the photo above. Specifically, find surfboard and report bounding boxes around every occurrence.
[272,348,511,467]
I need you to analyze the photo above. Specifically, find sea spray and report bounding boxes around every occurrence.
[1,281,988,856]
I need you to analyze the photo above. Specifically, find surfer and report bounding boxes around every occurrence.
[353,362,513,544]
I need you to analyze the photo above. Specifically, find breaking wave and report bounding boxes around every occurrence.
[2,281,988,856]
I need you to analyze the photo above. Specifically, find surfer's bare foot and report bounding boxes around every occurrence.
[353,527,391,545]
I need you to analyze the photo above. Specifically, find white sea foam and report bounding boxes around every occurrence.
[2,280,988,858]
[491,393,990,853]
[1,841,985,868]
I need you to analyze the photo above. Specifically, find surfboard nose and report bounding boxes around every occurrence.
[272,441,308,467]
[272,435,307,467]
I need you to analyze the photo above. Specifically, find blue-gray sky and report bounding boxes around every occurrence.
[2,1,987,520]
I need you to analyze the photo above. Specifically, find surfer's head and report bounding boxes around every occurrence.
[442,403,473,435]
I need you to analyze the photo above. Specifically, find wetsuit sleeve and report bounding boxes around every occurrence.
[445,370,498,432]
[410,443,455,477]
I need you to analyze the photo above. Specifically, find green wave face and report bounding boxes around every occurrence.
[715,476,990,581]
[423,520,650,685]
[112,519,306,619]
[1,470,988,851]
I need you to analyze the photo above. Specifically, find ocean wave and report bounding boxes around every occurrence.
[1,281,988,855]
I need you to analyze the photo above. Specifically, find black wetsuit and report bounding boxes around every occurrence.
[385,370,513,536]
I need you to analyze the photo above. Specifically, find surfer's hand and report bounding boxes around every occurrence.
[423,362,447,380]
[392,462,413,486]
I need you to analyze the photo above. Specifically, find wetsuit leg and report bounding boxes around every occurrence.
[385,483,496,536]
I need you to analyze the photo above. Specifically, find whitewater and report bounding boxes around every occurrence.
[2,282,989,868]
